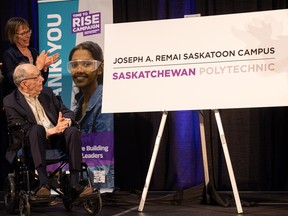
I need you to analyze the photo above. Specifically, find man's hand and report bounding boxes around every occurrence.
[46,112,71,138]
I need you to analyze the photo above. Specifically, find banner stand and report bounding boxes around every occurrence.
[138,109,243,214]
[213,109,243,214]
[138,111,168,212]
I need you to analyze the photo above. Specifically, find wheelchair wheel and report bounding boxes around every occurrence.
[62,196,73,211]
[4,174,17,214]
[19,190,30,216]
[83,194,102,215]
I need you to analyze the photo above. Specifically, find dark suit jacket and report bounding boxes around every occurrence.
[3,86,75,163]
[2,44,49,96]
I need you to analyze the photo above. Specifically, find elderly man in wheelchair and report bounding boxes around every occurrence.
[3,63,101,215]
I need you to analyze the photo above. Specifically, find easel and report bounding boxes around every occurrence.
[138,109,243,214]
[138,111,168,212]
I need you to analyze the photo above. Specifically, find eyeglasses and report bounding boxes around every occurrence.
[67,60,102,72]
[20,73,42,82]
[16,29,32,37]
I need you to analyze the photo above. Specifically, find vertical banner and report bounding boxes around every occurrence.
[38,0,114,189]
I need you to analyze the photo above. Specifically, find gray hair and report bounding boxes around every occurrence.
[13,63,28,86]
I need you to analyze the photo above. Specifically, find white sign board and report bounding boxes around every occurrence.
[103,9,288,113]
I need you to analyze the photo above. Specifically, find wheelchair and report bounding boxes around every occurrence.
[3,123,102,216]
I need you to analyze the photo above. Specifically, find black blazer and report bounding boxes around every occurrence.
[2,44,49,96]
[3,86,75,163]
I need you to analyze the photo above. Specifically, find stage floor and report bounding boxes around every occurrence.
[1,190,288,215]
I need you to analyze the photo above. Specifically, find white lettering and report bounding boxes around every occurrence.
[46,14,62,95]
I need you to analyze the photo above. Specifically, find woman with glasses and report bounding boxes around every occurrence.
[68,41,114,189]
[68,41,113,133]
[1,17,60,96]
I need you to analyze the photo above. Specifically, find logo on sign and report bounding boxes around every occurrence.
[71,10,101,36]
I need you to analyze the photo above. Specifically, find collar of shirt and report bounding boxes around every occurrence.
[19,89,38,100]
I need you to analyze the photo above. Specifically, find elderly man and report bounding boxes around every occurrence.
[3,63,92,197]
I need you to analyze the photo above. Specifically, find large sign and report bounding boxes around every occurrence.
[38,0,114,189]
[38,0,112,108]
[103,9,288,113]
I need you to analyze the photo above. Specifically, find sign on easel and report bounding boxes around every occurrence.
[103,9,288,113]
[103,8,288,214]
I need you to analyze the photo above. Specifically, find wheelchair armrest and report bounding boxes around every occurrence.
[8,123,25,151]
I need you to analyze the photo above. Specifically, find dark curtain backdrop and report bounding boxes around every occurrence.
[1,0,288,192]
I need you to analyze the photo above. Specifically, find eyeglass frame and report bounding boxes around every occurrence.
[67,59,102,72]
[16,29,32,37]
[20,73,42,83]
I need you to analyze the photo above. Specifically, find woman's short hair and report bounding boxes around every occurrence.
[5,17,30,44]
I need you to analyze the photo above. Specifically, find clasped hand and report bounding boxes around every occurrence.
[46,112,71,138]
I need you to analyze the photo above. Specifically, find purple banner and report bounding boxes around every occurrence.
[81,131,114,166]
